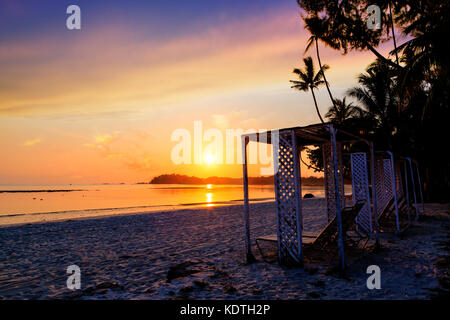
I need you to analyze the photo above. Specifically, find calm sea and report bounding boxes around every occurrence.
[0,184,339,226]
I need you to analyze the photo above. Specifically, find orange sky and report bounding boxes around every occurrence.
[0,3,396,185]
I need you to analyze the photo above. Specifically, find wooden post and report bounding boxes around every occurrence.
[322,145,331,222]
[403,160,412,224]
[242,135,255,263]
[330,125,345,270]
[406,158,419,220]
[370,143,379,234]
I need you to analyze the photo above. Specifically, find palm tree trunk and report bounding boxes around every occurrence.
[315,37,336,109]
[310,86,325,124]
[388,1,400,66]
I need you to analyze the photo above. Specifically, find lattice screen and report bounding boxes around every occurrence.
[274,132,302,264]
[374,159,386,216]
[374,158,394,216]
[322,142,343,222]
[337,144,345,208]
[395,163,404,197]
[383,159,394,200]
[350,152,372,233]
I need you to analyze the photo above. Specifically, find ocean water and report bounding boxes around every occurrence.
[0,184,337,226]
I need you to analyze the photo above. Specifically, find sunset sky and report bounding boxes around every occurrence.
[0,0,395,185]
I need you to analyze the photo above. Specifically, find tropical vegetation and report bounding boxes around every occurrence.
[293,0,449,201]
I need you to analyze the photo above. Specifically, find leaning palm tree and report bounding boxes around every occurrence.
[324,97,362,124]
[387,0,400,65]
[290,56,328,123]
[304,17,337,111]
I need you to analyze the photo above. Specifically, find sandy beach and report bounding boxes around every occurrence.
[0,199,448,300]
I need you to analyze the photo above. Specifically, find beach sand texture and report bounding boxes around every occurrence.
[0,199,448,299]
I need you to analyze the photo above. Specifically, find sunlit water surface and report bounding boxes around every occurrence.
[0,184,348,226]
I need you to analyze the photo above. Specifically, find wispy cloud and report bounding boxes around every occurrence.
[84,131,155,173]
[84,133,118,151]
[23,138,42,147]
[0,7,304,117]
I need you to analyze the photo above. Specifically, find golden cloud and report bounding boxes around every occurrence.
[23,138,42,147]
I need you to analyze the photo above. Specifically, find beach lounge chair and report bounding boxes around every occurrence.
[255,200,366,261]
[378,195,410,233]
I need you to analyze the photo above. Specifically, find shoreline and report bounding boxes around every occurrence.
[0,202,242,229]
[0,198,278,228]
[0,190,86,193]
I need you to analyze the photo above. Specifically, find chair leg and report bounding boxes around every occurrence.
[256,239,265,261]
[362,237,370,249]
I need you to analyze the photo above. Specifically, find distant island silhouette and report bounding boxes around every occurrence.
[143,174,324,186]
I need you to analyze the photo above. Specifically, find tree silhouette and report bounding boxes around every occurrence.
[297,0,401,70]
[297,0,450,200]
[325,97,362,125]
[304,16,337,110]
[347,59,398,148]
[290,56,328,124]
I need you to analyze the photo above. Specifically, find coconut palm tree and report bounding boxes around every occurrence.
[347,59,398,147]
[325,97,362,124]
[304,16,337,111]
[290,56,328,123]
[305,35,337,111]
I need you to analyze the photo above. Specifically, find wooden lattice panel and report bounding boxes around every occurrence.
[323,143,343,221]
[374,159,386,216]
[383,159,394,200]
[395,163,404,197]
[350,152,372,234]
[274,132,302,264]
[374,158,394,216]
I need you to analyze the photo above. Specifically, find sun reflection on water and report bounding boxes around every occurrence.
[206,192,214,207]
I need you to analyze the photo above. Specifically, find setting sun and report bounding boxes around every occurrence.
[203,152,216,165]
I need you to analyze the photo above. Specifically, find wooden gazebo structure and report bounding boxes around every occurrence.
[241,123,376,269]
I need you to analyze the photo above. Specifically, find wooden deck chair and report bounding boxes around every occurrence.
[377,197,395,222]
[256,200,366,260]
[378,194,410,232]
[306,200,365,249]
